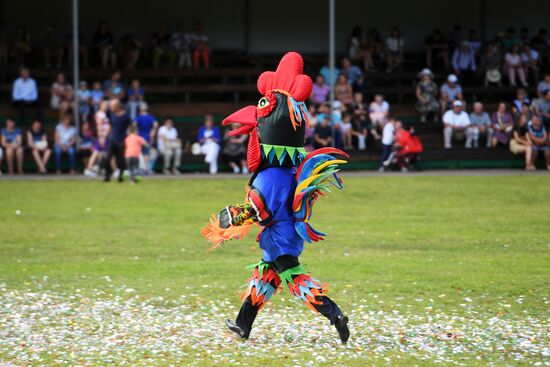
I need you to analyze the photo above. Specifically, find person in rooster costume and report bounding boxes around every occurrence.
[202,52,350,343]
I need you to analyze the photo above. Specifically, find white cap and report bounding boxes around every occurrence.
[453,100,463,107]
[448,74,458,83]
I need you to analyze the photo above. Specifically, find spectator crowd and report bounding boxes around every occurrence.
[1,23,550,175]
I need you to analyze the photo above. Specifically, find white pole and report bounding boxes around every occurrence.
[328,0,335,115]
[72,0,80,148]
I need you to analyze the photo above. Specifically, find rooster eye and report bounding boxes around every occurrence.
[257,97,270,109]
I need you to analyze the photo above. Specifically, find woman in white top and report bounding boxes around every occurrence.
[504,45,528,87]
[385,27,404,73]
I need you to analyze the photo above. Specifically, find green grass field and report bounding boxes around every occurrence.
[0,175,549,366]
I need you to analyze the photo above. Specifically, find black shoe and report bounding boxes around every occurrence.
[225,319,249,339]
[335,314,350,343]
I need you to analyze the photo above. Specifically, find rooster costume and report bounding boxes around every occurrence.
[202,52,350,343]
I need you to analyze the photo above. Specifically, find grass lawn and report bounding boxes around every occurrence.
[0,175,548,366]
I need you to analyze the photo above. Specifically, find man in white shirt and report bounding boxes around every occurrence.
[443,100,470,148]
[12,68,41,123]
[157,118,182,174]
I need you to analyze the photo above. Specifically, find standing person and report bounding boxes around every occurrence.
[135,104,159,174]
[379,119,395,170]
[54,116,77,174]
[157,118,182,175]
[198,115,221,174]
[192,22,210,69]
[12,68,41,124]
[27,120,51,173]
[124,125,148,183]
[104,99,131,182]
[451,41,477,85]
[1,119,24,175]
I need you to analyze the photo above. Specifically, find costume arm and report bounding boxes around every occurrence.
[218,187,272,228]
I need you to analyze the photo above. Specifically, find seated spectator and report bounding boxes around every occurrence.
[341,57,363,85]
[490,102,514,147]
[514,102,533,124]
[319,59,341,87]
[93,21,116,69]
[27,120,51,173]
[527,114,550,170]
[440,74,463,114]
[171,24,192,69]
[84,136,108,178]
[351,74,368,97]
[313,116,332,149]
[367,29,383,63]
[0,26,7,68]
[304,105,318,151]
[78,121,96,160]
[334,73,353,106]
[125,125,148,183]
[66,30,89,68]
[152,25,172,69]
[351,91,376,142]
[425,29,450,70]
[443,100,470,149]
[468,102,493,148]
[50,72,74,119]
[1,118,24,175]
[452,41,476,85]
[379,119,396,170]
[481,42,502,87]
[54,115,77,174]
[311,75,330,105]
[509,115,534,170]
[197,115,220,174]
[77,81,91,122]
[369,94,389,131]
[533,89,550,129]
[222,123,248,174]
[512,89,530,115]
[415,68,439,123]
[504,45,528,87]
[500,27,521,52]
[90,81,104,112]
[158,118,181,174]
[341,112,354,149]
[41,24,63,69]
[119,34,142,70]
[520,44,540,85]
[192,22,210,70]
[135,104,159,174]
[104,71,125,100]
[385,26,404,73]
[537,73,550,98]
[347,26,373,71]
[392,121,423,172]
[12,67,41,123]
[14,25,31,67]
[127,79,144,121]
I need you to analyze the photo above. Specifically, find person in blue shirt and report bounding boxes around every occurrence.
[12,68,42,123]
[202,53,350,343]
[135,104,158,174]
[1,118,24,174]
[104,99,131,182]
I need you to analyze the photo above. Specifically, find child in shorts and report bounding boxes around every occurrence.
[125,125,148,183]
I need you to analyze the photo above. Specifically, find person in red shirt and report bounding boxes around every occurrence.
[394,121,423,171]
[124,125,148,183]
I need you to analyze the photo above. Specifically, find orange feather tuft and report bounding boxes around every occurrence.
[201,214,254,251]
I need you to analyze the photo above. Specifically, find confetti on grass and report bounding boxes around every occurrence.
[0,282,548,366]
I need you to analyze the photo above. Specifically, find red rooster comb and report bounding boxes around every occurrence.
[257,52,313,102]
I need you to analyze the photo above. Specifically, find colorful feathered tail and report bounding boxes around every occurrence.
[293,147,349,243]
